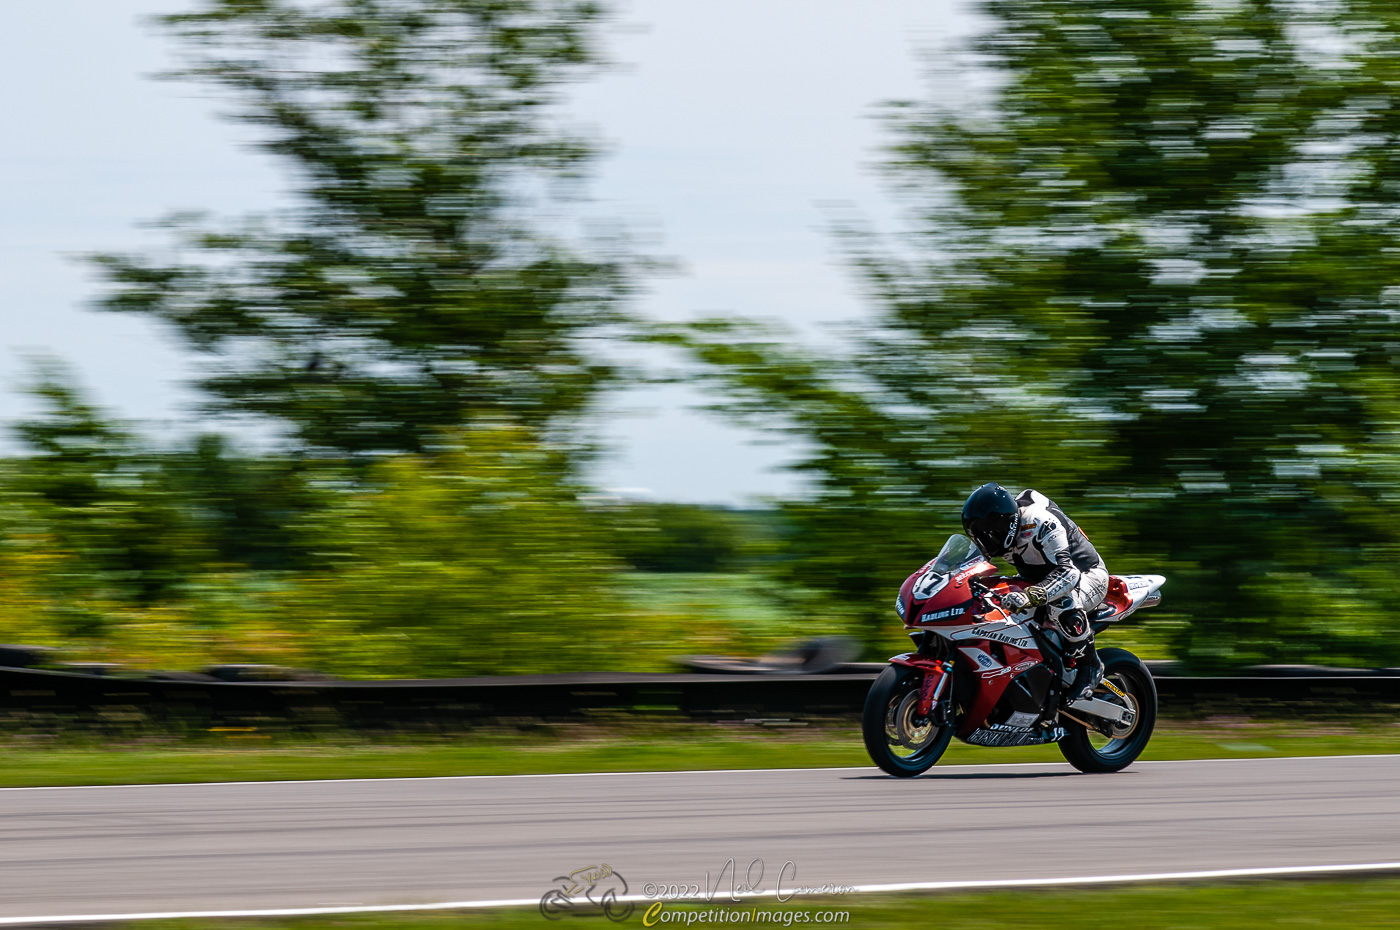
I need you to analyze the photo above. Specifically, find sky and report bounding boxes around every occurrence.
[1,0,979,504]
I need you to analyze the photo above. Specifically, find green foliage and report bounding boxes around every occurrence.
[26,0,1400,676]
[9,362,206,611]
[673,0,1400,668]
[91,0,633,461]
[286,428,627,677]
[0,371,821,678]
[607,503,762,573]
[0,0,675,678]
[161,434,321,572]
[0,404,643,675]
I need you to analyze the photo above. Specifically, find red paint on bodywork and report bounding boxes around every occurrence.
[901,559,999,628]
[1101,575,1133,618]
[888,652,944,672]
[892,553,1058,739]
[957,646,1012,737]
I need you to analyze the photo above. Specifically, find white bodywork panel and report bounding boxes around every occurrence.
[1098,573,1165,624]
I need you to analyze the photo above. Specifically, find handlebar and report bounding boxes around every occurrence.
[968,577,1001,612]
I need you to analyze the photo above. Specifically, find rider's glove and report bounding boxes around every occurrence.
[1000,590,1031,613]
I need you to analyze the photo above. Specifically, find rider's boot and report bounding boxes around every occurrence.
[1055,609,1102,703]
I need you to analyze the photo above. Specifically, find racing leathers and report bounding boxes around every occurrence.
[998,489,1107,700]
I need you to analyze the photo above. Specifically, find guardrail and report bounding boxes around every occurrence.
[0,666,1396,731]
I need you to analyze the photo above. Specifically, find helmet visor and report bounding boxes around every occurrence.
[965,513,1014,556]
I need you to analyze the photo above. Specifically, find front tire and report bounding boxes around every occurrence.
[1058,647,1156,774]
[862,665,954,777]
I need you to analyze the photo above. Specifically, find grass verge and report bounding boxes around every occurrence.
[104,877,1400,929]
[0,718,1392,788]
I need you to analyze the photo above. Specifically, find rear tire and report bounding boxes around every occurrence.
[1058,647,1156,774]
[862,665,954,777]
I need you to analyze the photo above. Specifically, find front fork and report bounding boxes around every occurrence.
[888,654,953,723]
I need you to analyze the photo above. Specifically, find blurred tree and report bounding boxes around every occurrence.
[860,0,1345,666]
[608,502,758,573]
[677,0,1400,668]
[288,426,625,677]
[12,360,133,510]
[10,362,203,611]
[654,322,966,650]
[161,434,319,572]
[92,0,632,461]
[2,381,632,673]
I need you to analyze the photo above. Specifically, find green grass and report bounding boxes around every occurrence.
[106,878,1400,929]
[0,718,1392,788]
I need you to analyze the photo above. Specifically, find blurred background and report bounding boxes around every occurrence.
[4,0,1400,677]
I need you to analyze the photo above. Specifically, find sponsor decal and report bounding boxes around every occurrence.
[894,595,906,619]
[1127,576,1153,590]
[965,724,1063,747]
[917,601,973,622]
[1036,520,1057,542]
[976,657,1041,681]
[953,562,991,583]
[912,569,948,600]
[974,651,998,670]
[966,624,1035,647]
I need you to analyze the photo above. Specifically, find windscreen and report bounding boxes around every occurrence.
[930,534,984,574]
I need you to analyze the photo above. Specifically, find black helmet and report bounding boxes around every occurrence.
[961,483,1020,557]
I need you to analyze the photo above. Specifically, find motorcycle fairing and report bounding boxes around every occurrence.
[903,578,1051,737]
[898,534,997,628]
[953,642,1048,738]
[1091,574,1165,625]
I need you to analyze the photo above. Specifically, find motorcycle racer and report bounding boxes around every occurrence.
[961,483,1108,702]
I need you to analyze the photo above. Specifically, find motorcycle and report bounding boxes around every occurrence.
[862,533,1163,775]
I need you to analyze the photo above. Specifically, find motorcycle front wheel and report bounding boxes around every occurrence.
[862,665,954,777]
[1058,647,1157,774]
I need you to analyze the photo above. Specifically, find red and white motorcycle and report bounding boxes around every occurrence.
[863,533,1163,775]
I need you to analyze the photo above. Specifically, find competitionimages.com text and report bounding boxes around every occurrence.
[642,904,851,927]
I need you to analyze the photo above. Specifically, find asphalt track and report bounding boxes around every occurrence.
[0,755,1398,922]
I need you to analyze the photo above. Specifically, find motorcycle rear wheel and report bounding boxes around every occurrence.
[862,665,954,777]
[1058,647,1157,774]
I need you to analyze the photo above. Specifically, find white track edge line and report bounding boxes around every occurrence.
[4,861,1400,925]
[0,752,1394,792]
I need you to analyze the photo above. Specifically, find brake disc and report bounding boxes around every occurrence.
[894,690,934,749]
